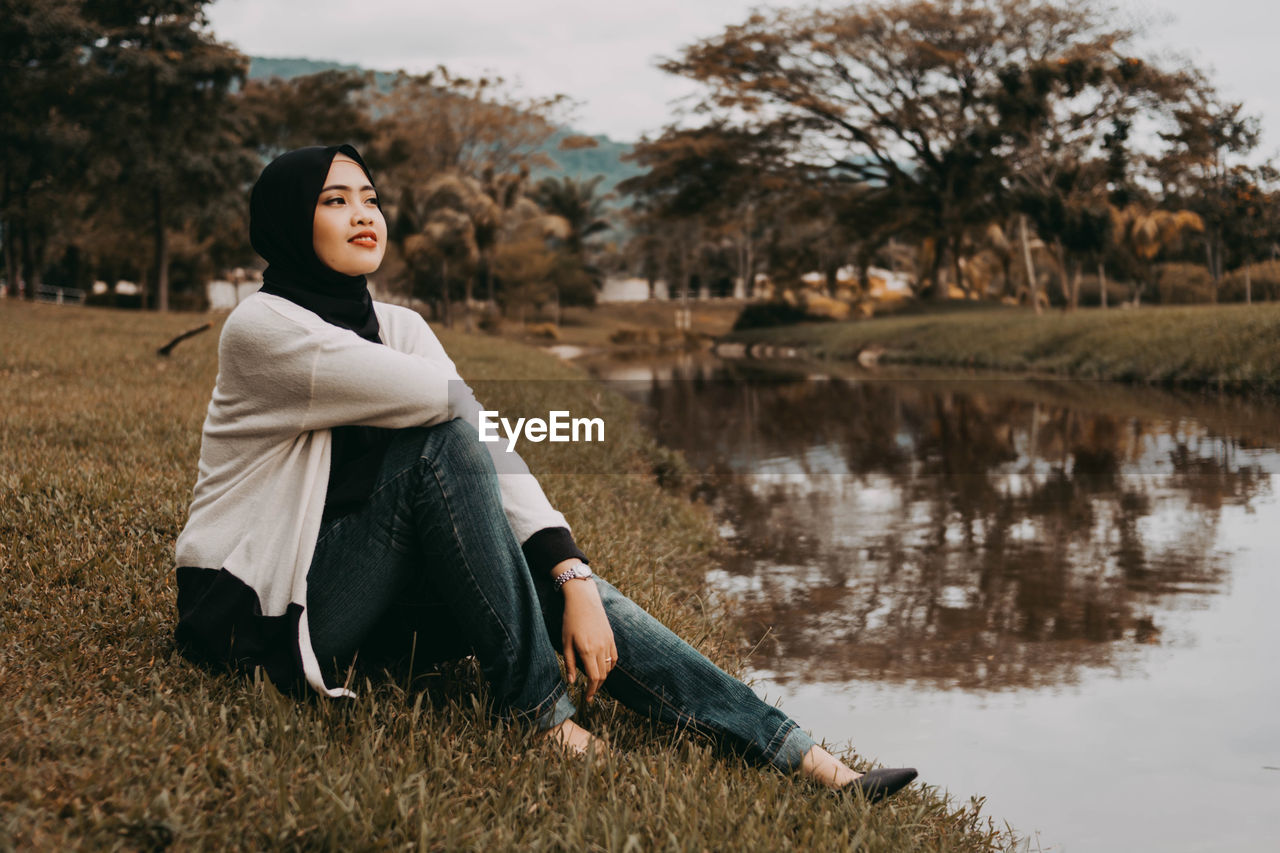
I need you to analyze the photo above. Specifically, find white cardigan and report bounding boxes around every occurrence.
[174,293,571,697]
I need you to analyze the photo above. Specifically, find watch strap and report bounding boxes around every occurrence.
[553,562,592,591]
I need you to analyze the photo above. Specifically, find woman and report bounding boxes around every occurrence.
[173,144,916,801]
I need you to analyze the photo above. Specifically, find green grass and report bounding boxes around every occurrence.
[1,301,1019,851]
[725,303,1280,389]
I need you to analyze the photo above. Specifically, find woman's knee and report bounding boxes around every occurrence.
[420,417,496,481]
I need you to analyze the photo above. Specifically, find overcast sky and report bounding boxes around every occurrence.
[206,0,1280,154]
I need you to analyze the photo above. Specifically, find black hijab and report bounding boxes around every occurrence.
[251,144,381,341]
[249,144,389,521]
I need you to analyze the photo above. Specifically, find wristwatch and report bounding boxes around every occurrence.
[552,562,593,591]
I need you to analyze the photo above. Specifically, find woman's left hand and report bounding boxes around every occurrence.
[561,578,617,703]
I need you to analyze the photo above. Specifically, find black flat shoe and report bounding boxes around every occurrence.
[839,767,918,803]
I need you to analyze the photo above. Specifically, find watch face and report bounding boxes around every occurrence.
[576,565,593,579]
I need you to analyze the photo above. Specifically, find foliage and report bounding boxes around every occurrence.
[1221,260,1280,303]
[635,0,1275,306]
[532,175,612,257]
[371,68,562,182]
[620,121,798,299]
[1154,90,1271,289]
[1148,262,1215,305]
[371,70,589,320]
[0,0,94,297]
[5,2,1278,312]
[81,0,252,311]
[237,69,376,160]
[732,301,832,331]
[660,0,1156,297]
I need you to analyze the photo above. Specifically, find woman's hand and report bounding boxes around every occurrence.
[560,578,617,703]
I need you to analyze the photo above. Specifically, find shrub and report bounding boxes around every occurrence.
[731,301,832,331]
[525,321,561,340]
[1150,263,1214,304]
[84,290,144,310]
[801,292,852,320]
[1074,274,1139,307]
[1221,261,1280,303]
[169,287,210,313]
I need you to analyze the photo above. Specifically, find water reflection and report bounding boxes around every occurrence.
[597,360,1273,692]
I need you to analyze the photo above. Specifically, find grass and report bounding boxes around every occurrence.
[495,301,744,352]
[724,302,1280,389]
[1,301,1020,851]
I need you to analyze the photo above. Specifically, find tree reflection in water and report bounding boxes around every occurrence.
[621,365,1272,692]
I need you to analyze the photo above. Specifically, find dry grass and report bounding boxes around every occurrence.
[1,301,1019,851]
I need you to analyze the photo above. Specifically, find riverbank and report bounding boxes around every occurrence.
[494,300,742,356]
[723,303,1280,389]
[1,302,1017,851]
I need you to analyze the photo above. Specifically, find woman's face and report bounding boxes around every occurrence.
[312,154,387,276]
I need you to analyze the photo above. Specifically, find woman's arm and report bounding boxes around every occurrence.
[219,298,461,433]
[303,328,462,431]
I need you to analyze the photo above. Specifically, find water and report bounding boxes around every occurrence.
[589,355,1280,852]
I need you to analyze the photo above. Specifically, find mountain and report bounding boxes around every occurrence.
[246,57,643,196]
[531,130,642,199]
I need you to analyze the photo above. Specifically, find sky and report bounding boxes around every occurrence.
[205,0,1280,154]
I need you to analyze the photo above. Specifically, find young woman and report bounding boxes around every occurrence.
[173,144,917,802]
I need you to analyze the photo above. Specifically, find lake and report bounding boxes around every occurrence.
[588,354,1280,853]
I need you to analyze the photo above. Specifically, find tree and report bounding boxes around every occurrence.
[237,69,375,160]
[397,172,492,328]
[659,0,1194,301]
[531,174,612,300]
[0,0,93,298]
[371,69,565,309]
[532,175,612,257]
[618,199,674,299]
[371,68,562,184]
[491,200,590,314]
[83,0,250,310]
[1109,203,1204,304]
[475,165,531,306]
[991,38,1195,310]
[1154,90,1268,297]
[619,121,799,299]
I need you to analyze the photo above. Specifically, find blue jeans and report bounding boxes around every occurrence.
[305,419,817,772]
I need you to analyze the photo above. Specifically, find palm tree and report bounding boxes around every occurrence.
[1110,204,1205,305]
[397,173,492,328]
[532,175,612,257]
[476,166,532,307]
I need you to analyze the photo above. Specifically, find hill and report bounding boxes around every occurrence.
[246,57,643,195]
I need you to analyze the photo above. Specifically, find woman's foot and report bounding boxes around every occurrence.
[800,744,861,787]
[539,717,608,756]
[800,746,917,802]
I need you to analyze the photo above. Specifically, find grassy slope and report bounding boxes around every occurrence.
[726,303,1280,387]
[502,301,744,351]
[0,302,1016,851]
